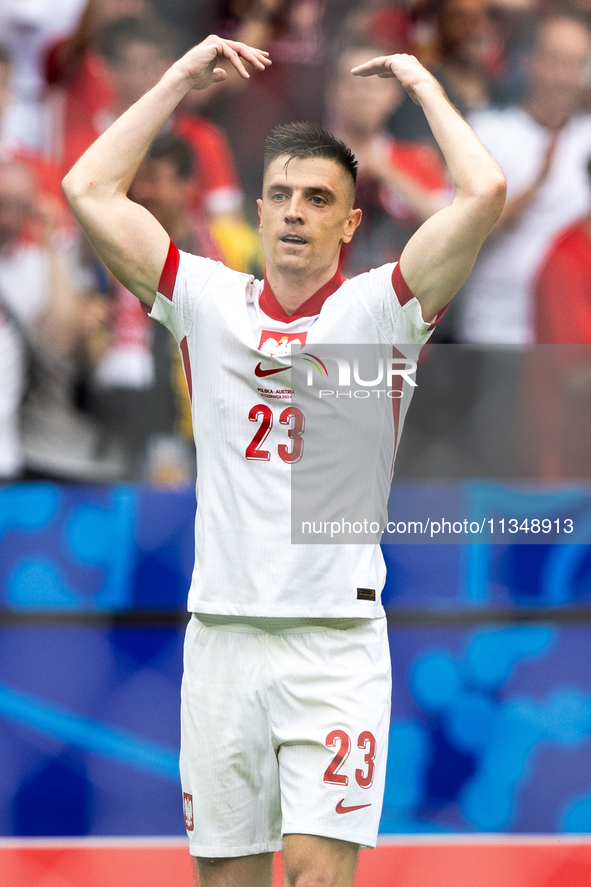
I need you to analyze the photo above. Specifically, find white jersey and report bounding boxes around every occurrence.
[458,107,591,344]
[151,243,433,617]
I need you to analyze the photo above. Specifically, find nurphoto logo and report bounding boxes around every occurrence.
[301,353,417,398]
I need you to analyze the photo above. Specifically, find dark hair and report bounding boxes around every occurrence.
[264,121,358,194]
[147,132,194,180]
[98,17,180,64]
[523,13,591,52]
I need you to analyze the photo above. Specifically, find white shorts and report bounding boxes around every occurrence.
[179,615,391,858]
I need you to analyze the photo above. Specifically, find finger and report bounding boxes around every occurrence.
[222,38,270,56]
[221,39,272,72]
[351,56,391,77]
[354,67,393,78]
[216,42,250,78]
[232,47,272,70]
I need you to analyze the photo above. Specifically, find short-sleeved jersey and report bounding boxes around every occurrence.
[151,245,433,617]
[459,107,591,344]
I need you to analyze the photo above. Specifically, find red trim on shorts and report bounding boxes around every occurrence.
[260,267,345,322]
[180,336,192,401]
[158,240,180,302]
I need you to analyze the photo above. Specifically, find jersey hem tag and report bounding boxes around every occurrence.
[357,588,376,601]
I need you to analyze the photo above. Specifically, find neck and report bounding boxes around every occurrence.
[265,260,341,315]
[524,95,573,131]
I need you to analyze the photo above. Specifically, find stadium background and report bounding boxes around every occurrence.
[1,0,591,880]
[1,481,591,885]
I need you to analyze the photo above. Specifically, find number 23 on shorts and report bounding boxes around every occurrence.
[323,729,377,788]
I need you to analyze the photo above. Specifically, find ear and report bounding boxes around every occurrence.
[256,197,263,231]
[342,207,362,244]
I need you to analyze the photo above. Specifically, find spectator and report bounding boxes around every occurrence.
[0,45,67,211]
[205,0,359,205]
[90,133,223,483]
[456,15,591,344]
[44,0,153,164]
[57,16,244,227]
[339,2,413,57]
[129,133,221,256]
[431,0,508,116]
[336,2,435,143]
[520,343,591,477]
[0,158,122,480]
[517,155,591,478]
[325,43,451,274]
[534,157,591,344]
[0,0,85,150]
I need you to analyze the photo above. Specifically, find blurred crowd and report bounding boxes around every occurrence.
[1,0,591,484]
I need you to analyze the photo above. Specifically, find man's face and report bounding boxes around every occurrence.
[528,19,591,112]
[129,157,191,232]
[0,164,34,250]
[108,40,173,110]
[328,48,402,136]
[438,0,490,64]
[257,154,361,280]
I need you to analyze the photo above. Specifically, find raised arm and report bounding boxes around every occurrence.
[62,36,270,307]
[352,54,506,322]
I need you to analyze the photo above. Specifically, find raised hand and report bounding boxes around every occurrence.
[351,53,441,106]
[173,34,271,91]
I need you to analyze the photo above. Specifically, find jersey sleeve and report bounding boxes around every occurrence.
[361,261,436,345]
[149,241,221,342]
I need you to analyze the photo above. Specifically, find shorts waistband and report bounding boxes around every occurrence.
[192,613,374,634]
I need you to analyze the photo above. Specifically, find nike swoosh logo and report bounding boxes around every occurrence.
[254,362,292,377]
[335,799,372,814]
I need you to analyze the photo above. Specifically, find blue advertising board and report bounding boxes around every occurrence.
[1,482,591,837]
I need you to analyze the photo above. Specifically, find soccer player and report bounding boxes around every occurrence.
[62,35,505,887]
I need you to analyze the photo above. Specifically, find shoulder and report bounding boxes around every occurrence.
[171,248,256,306]
[151,246,255,338]
[345,262,409,302]
[347,262,434,343]
[177,246,250,280]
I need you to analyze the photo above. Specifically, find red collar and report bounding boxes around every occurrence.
[259,267,345,322]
